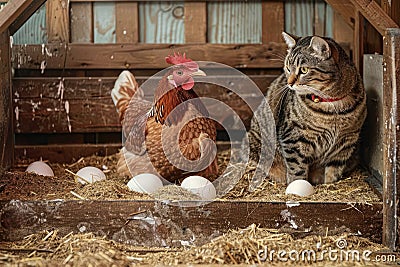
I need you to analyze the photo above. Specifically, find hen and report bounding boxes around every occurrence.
[111,53,218,182]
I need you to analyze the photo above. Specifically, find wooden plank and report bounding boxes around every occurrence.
[381,0,400,26]
[93,2,116,43]
[0,200,383,244]
[382,28,400,251]
[208,1,262,44]
[12,74,278,133]
[332,9,353,52]
[139,2,185,43]
[70,2,93,43]
[15,144,121,163]
[0,0,33,34]
[115,2,138,43]
[354,11,364,71]
[262,1,284,43]
[348,0,398,36]
[0,30,13,171]
[12,43,287,69]
[46,0,69,43]
[184,2,207,43]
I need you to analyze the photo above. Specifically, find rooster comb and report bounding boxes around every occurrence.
[165,52,198,69]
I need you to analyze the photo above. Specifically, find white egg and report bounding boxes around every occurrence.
[181,176,216,201]
[285,179,314,197]
[75,166,106,184]
[26,161,54,177]
[127,173,163,194]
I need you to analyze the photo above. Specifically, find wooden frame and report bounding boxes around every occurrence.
[0,0,399,251]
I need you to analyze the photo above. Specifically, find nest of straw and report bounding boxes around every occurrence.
[1,149,380,203]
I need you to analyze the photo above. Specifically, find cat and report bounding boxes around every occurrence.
[247,32,367,184]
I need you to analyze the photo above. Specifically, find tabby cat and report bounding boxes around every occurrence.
[247,32,367,184]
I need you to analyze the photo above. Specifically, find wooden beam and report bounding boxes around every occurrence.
[12,43,286,70]
[70,2,93,43]
[0,30,13,171]
[0,200,383,244]
[0,0,34,34]
[46,0,70,43]
[348,0,398,36]
[184,2,207,43]
[354,11,364,71]
[382,28,400,251]
[8,0,46,35]
[262,1,284,43]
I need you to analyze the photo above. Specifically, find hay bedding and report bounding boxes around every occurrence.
[0,224,391,266]
[0,150,386,265]
[0,150,380,202]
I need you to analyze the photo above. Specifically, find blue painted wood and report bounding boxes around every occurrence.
[93,2,116,43]
[139,1,184,43]
[284,0,333,38]
[12,4,47,45]
[208,1,262,44]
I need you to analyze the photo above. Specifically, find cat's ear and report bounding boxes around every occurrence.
[282,32,298,49]
[309,36,331,59]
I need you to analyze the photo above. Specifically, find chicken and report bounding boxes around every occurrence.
[111,53,218,182]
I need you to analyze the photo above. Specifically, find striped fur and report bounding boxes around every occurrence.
[248,33,367,184]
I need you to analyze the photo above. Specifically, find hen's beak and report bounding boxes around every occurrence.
[190,69,206,77]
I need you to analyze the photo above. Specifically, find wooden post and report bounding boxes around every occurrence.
[115,2,138,43]
[0,30,13,171]
[382,28,400,251]
[354,11,364,71]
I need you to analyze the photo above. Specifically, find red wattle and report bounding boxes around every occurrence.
[182,78,194,90]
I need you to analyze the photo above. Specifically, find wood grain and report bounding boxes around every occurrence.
[70,2,93,43]
[93,2,116,43]
[262,1,284,43]
[12,74,278,134]
[12,43,286,70]
[0,0,34,34]
[115,2,138,43]
[0,30,13,171]
[184,2,207,43]
[8,0,46,38]
[46,0,69,43]
[382,28,400,251]
[0,200,383,244]
[324,0,355,29]
[348,0,399,36]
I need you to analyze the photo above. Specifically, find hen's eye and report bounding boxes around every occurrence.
[176,71,183,76]
[300,67,309,74]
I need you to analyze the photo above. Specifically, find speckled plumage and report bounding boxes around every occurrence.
[112,69,218,182]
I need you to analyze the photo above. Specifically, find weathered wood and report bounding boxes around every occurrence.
[0,30,13,171]
[139,2,184,44]
[382,28,400,251]
[7,0,46,36]
[12,74,278,133]
[354,11,364,71]
[348,0,398,36]
[70,2,93,43]
[46,0,69,43]
[12,43,286,70]
[184,2,207,43]
[0,200,383,244]
[93,2,116,43]
[0,0,35,34]
[208,1,262,44]
[381,0,400,26]
[115,2,138,43]
[262,1,284,43]
[332,9,353,52]
[15,144,121,163]
[324,0,355,29]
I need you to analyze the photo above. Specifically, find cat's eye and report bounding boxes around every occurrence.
[300,67,309,74]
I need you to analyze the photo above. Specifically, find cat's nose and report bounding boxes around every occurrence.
[287,74,297,86]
